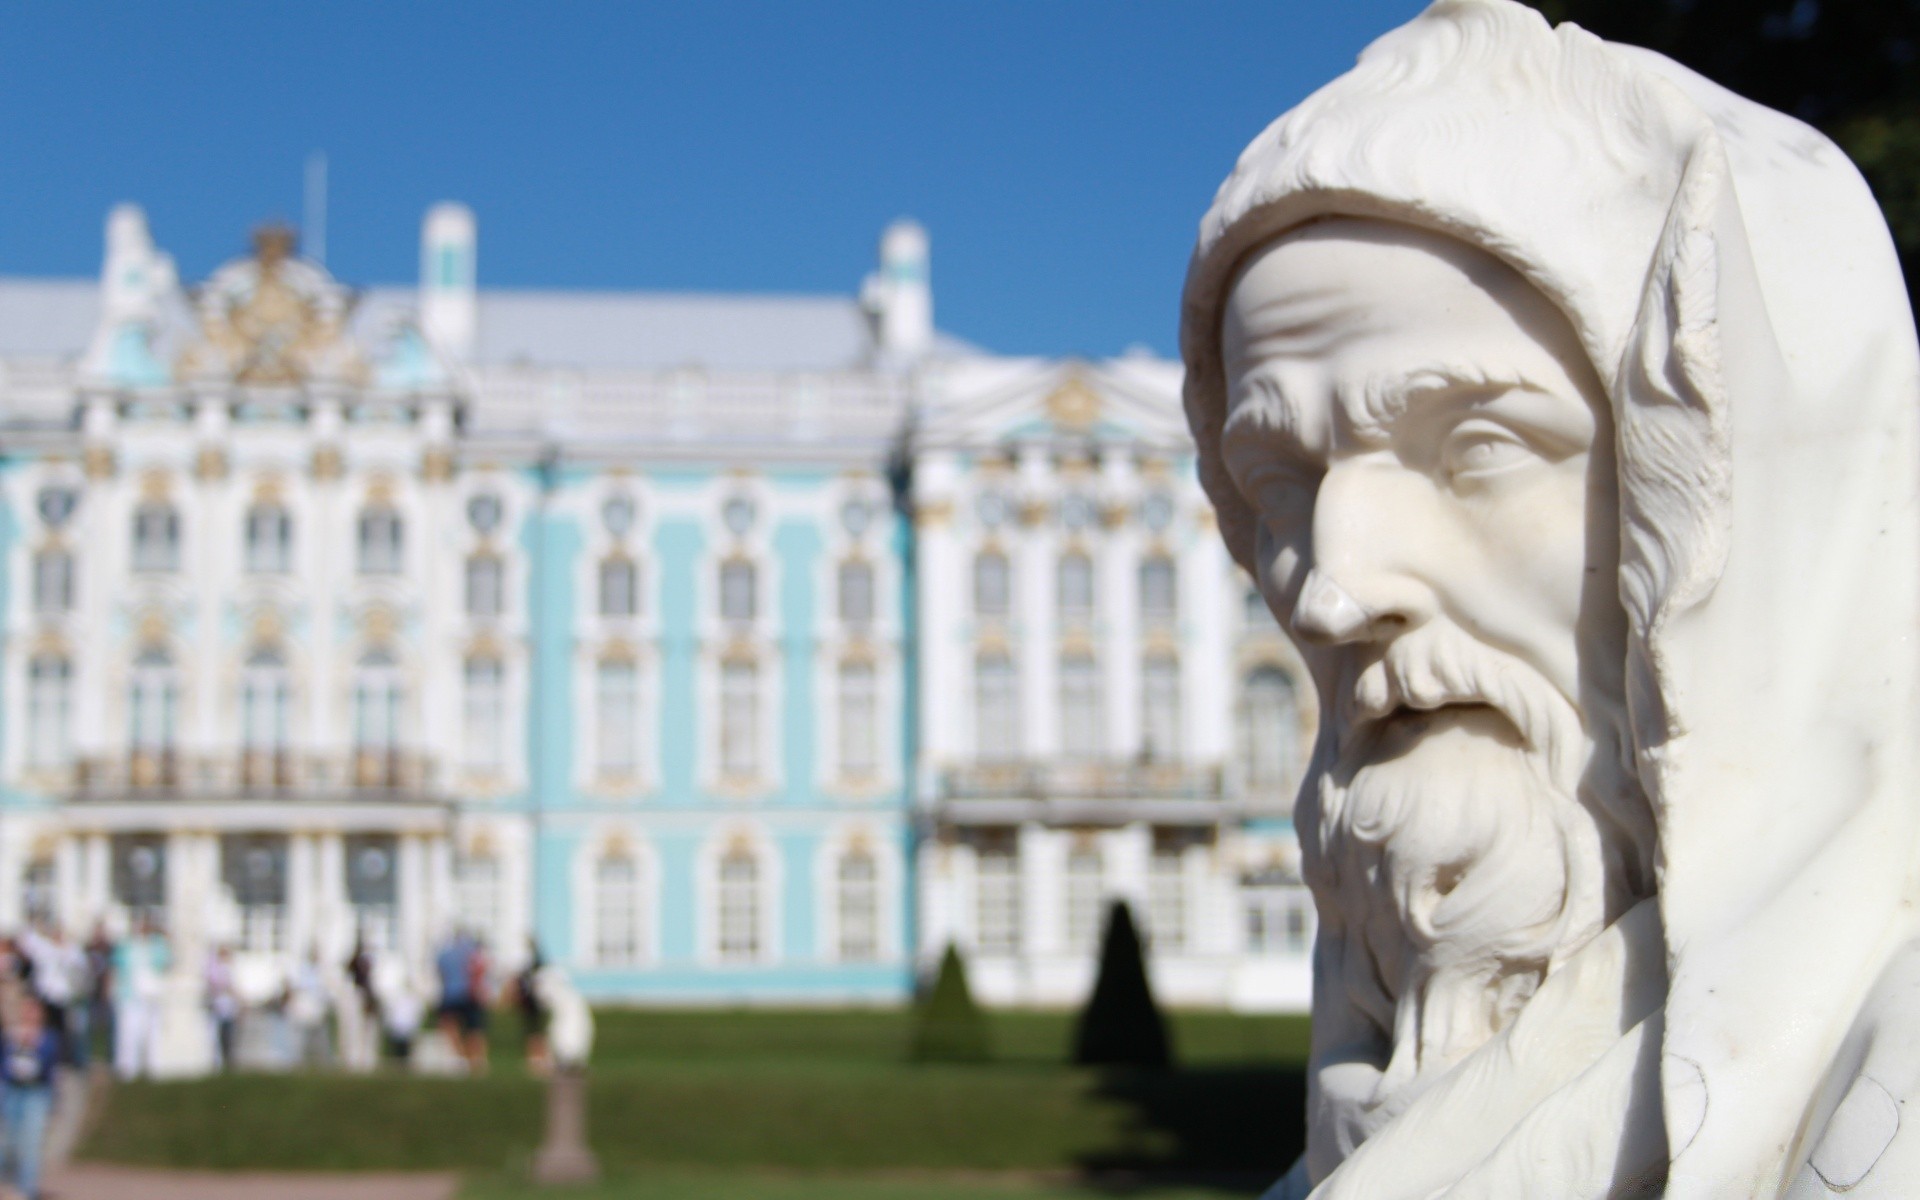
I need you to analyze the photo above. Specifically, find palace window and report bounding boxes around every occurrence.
[1059,653,1103,761]
[1237,666,1301,795]
[974,653,1020,763]
[240,646,292,788]
[973,551,1010,620]
[1056,551,1094,625]
[466,554,505,618]
[719,660,759,779]
[32,547,73,614]
[1243,582,1277,632]
[25,654,71,770]
[221,834,289,954]
[1140,653,1182,763]
[346,834,399,951]
[595,658,641,779]
[836,848,880,962]
[594,854,644,966]
[1140,556,1178,626]
[716,846,761,963]
[1243,868,1315,956]
[837,559,874,627]
[131,502,180,573]
[462,655,507,775]
[22,859,55,927]
[351,649,403,787]
[975,841,1022,956]
[245,503,293,574]
[454,850,502,946]
[719,559,757,624]
[357,506,404,575]
[837,660,878,780]
[599,557,640,619]
[128,646,179,787]
[1065,842,1106,952]
[1149,838,1188,953]
[111,834,168,933]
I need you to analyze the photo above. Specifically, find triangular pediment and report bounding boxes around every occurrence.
[914,354,1188,452]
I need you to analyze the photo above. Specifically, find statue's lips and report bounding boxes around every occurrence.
[1359,702,1526,761]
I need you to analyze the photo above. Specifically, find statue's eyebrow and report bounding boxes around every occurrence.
[1343,363,1556,441]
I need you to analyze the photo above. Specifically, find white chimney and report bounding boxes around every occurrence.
[420,202,477,361]
[864,218,932,362]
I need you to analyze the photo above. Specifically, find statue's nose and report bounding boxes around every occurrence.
[1291,462,1436,646]
[1291,570,1377,644]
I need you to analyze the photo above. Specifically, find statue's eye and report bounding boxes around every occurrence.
[1441,419,1533,481]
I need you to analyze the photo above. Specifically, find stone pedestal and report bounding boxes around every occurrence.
[531,1066,599,1186]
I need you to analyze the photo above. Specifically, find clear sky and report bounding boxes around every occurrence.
[0,1,1429,360]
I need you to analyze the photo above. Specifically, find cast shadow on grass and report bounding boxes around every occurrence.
[1074,1065,1307,1196]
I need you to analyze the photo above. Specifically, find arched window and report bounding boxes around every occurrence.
[132,502,180,572]
[352,648,403,788]
[719,660,759,779]
[1139,555,1178,626]
[462,655,506,775]
[836,848,880,962]
[346,833,399,950]
[973,551,1010,619]
[1065,841,1105,952]
[1058,653,1103,761]
[716,846,761,963]
[1140,653,1182,764]
[594,853,643,966]
[26,654,71,771]
[595,658,641,779]
[599,556,639,618]
[973,653,1019,763]
[837,660,878,780]
[837,559,874,627]
[719,559,756,623]
[245,503,293,574]
[1237,666,1301,795]
[1056,551,1094,625]
[32,546,73,613]
[466,554,505,618]
[221,834,289,953]
[357,506,404,575]
[128,646,178,788]
[240,645,292,789]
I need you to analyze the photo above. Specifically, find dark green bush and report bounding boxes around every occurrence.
[1072,900,1172,1068]
[908,943,991,1063]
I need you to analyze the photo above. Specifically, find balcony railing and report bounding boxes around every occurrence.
[940,759,1225,805]
[70,751,439,801]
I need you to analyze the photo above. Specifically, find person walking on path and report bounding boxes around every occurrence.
[112,920,170,1080]
[1,994,63,1200]
[203,945,240,1071]
[83,924,115,1071]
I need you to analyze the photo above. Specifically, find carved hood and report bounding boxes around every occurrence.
[1179,0,1920,1194]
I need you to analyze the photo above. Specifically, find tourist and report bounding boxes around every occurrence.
[83,923,115,1070]
[204,944,240,1071]
[379,971,424,1068]
[340,936,381,1072]
[0,993,61,1200]
[112,919,170,1080]
[20,923,83,1065]
[286,949,332,1069]
[513,937,551,1076]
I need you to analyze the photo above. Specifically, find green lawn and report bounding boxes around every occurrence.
[459,1170,1253,1200]
[80,1008,1309,1196]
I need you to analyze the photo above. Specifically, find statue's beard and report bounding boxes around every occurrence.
[1300,622,1639,1150]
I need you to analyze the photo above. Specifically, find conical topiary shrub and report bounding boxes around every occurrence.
[1072,899,1172,1068]
[909,943,991,1063]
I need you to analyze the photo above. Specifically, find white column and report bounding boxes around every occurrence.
[84,833,111,927]
[1109,823,1152,914]
[0,817,21,929]
[315,832,346,961]
[399,834,428,968]
[1018,822,1059,957]
[288,834,318,963]
[54,833,82,932]
[914,453,964,774]
[1014,446,1056,760]
[1188,523,1234,765]
[307,398,344,787]
[917,837,957,965]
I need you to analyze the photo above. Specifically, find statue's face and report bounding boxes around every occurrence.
[1221,218,1616,756]
[1220,219,1628,1127]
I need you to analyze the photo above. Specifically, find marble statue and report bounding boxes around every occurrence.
[1178,2,1920,1196]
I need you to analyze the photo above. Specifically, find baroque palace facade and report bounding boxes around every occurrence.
[0,203,1315,1067]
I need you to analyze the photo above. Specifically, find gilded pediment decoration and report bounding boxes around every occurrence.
[178,225,368,387]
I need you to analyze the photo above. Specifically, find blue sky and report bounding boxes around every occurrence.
[0,2,1428,359]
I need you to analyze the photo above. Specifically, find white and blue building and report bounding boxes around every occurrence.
[0,204,1317,1070]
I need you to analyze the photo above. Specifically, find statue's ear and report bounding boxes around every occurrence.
[1612,135,1755,744]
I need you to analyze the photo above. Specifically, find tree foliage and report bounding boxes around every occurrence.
[1072,900,1173,1069]
[908,943,991,1063]
[1523,0,1920,319]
